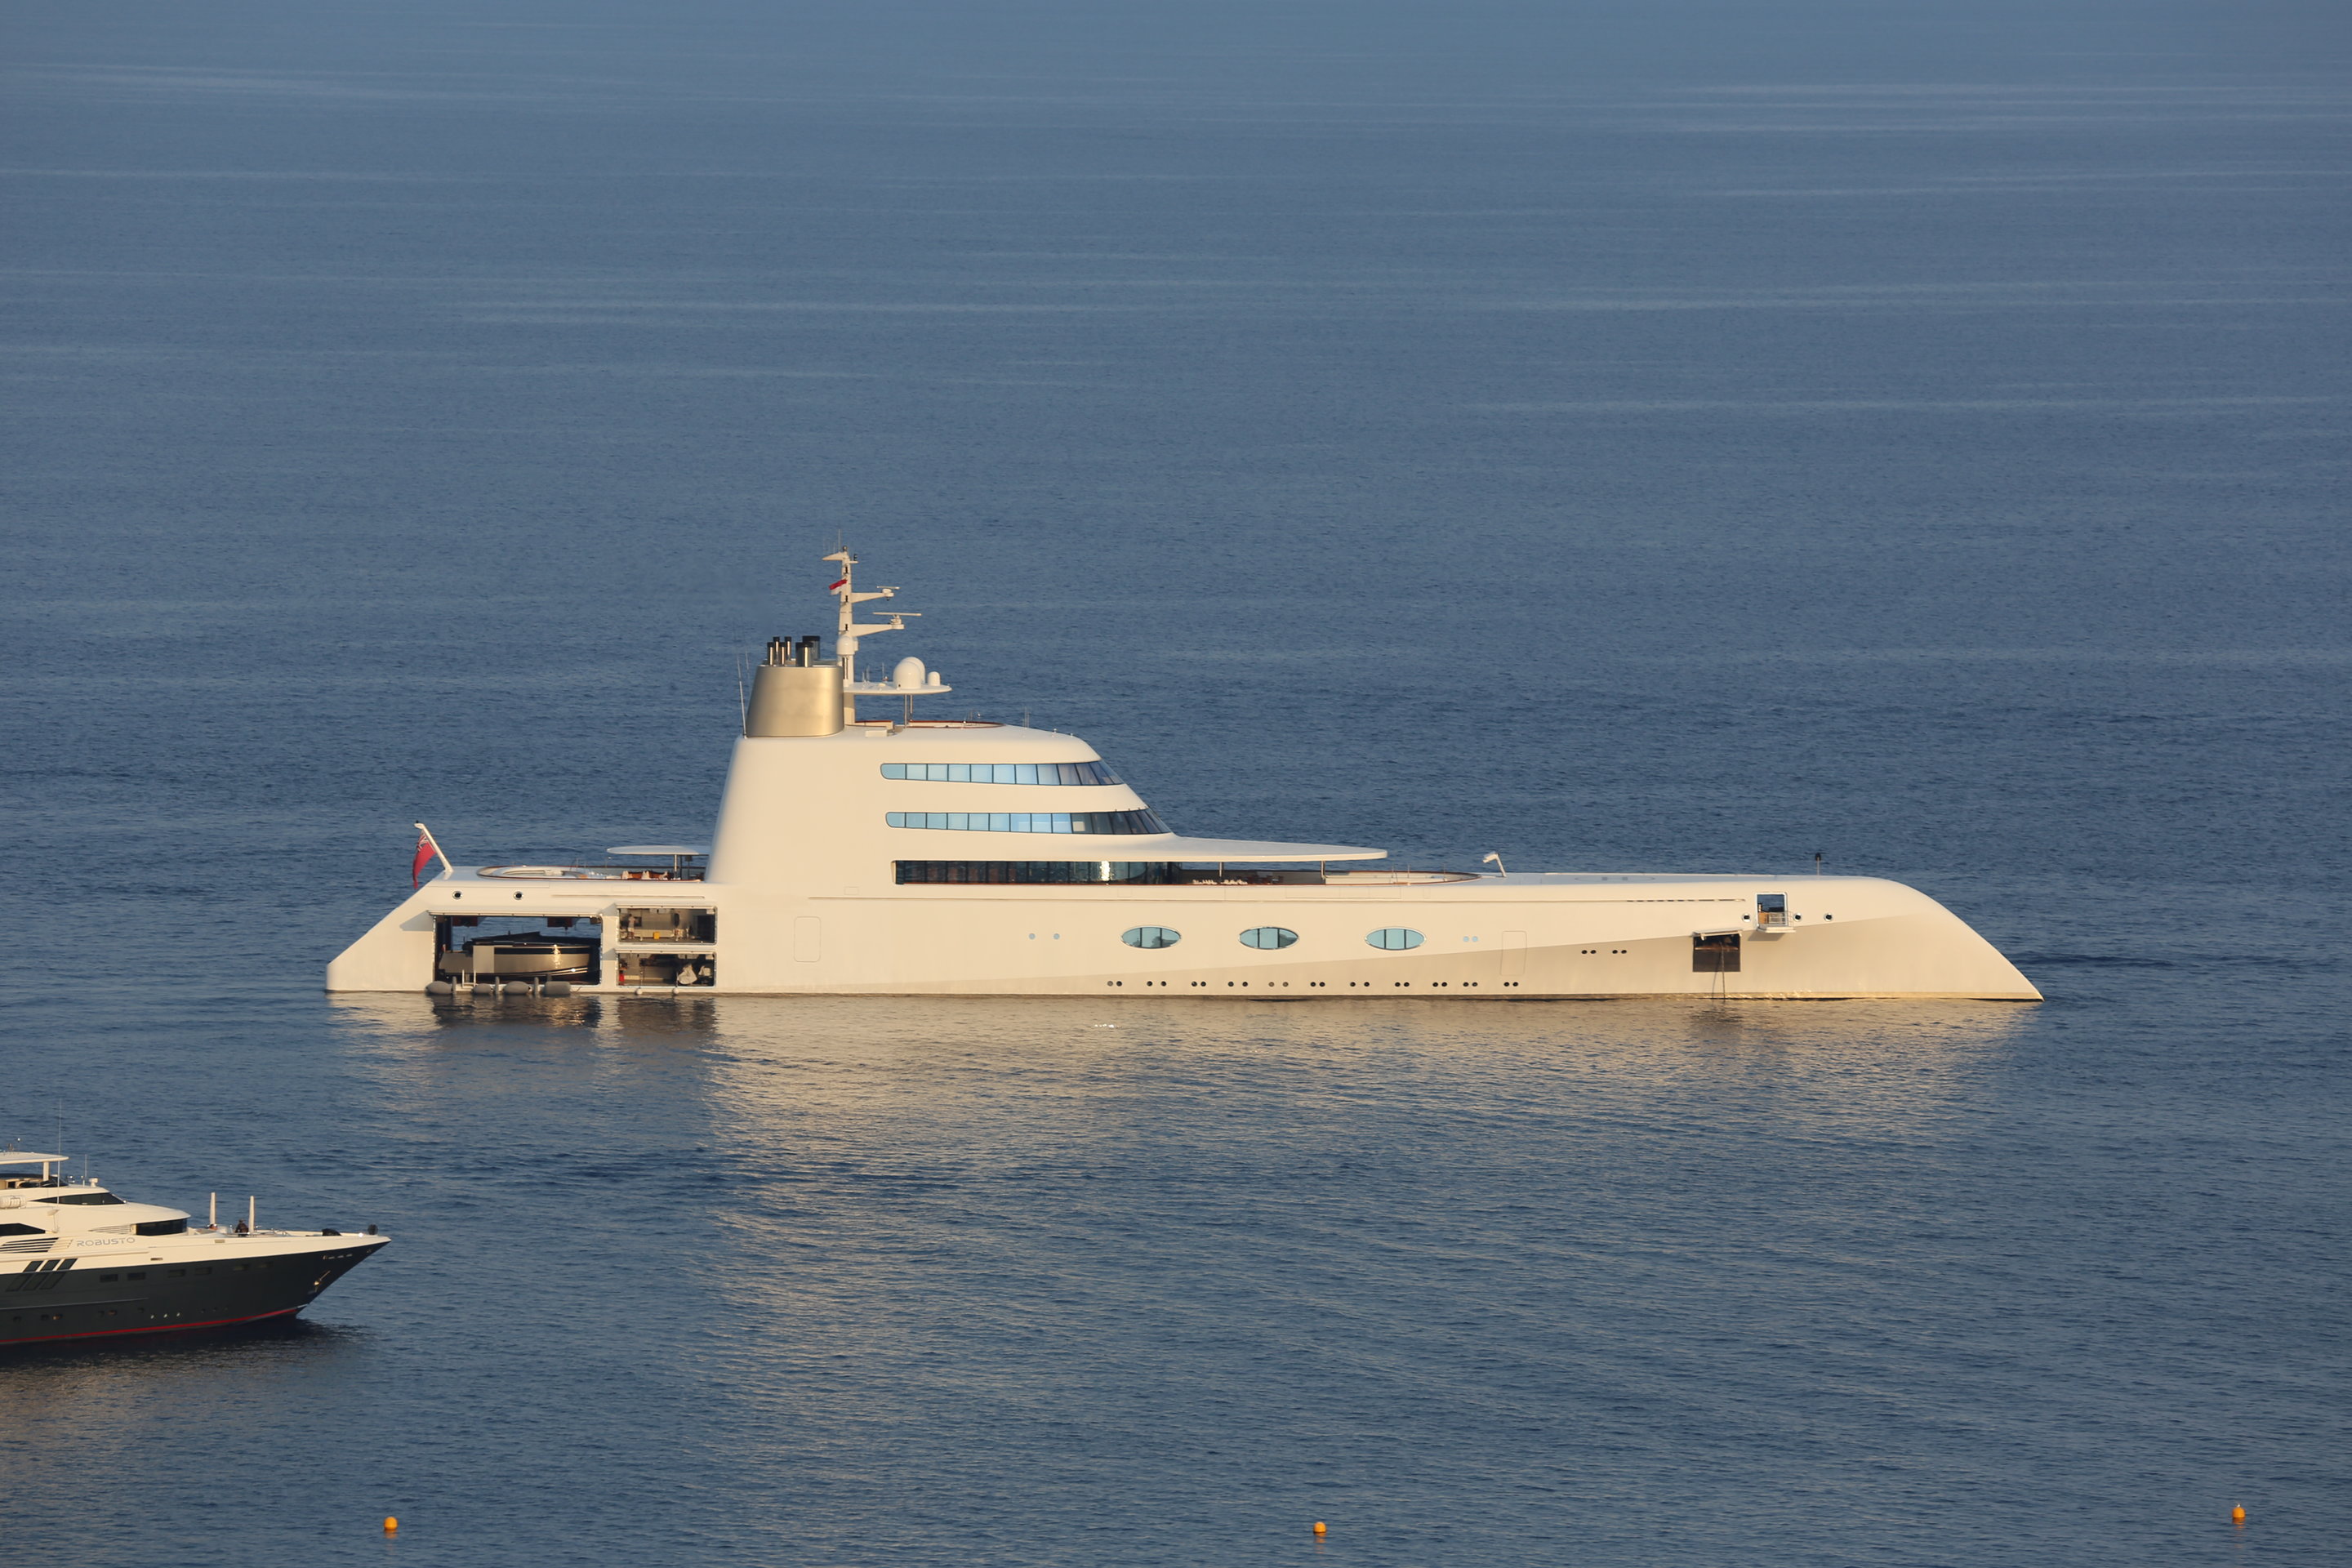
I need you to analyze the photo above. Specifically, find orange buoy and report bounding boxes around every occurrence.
[383,1517,399,1533]
[2232,1503,2246,1526]
[1312,1521,1326,1536]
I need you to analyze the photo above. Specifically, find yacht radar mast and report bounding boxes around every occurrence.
[825,547,952,720]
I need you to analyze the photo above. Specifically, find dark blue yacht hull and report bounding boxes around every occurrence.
[2,1238,387,1348]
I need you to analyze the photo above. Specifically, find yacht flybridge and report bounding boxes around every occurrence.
[329,552,2039,1001]
[2,1152,385,1348]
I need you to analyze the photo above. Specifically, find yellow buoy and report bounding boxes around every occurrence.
[383,1517,399,1533]
[2232,1504,2246,1526]
[1312,1521,1327,1536]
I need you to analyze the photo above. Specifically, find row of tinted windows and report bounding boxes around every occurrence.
[897,862,1183,884]
[1123,927,1424,951]
[882,762,1121,786]
[886,810,1168,835]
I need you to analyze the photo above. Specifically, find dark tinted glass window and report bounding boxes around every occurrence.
[1693,933,1741,973]
[135,1218,189,1236]
[895,862,1182,884]
[0,1223,40,1237]
[34,1192,126,1205]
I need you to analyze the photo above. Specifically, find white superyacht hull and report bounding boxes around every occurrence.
[328,555,2040,1003]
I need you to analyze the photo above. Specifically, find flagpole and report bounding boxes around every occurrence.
[413,822,454,877]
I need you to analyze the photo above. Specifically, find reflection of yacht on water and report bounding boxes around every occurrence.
[330,550,2039,1001]
[2,1152,385,1348]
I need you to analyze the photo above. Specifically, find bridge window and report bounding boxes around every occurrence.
[883,762,1122,785]
[886,810,1167,835]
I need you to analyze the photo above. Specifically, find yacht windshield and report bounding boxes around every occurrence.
[35,1192,127,1205]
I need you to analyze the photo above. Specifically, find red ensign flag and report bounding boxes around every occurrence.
[411,830,437,887]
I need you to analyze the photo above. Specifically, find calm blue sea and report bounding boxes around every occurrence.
[3,2,2348,1564]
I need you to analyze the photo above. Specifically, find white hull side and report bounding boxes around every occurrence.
[693,878,2036,1000]
[328,874,2038,1000]
[325,898,439,993]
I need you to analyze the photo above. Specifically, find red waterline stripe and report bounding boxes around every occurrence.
[7,1306,301,1347]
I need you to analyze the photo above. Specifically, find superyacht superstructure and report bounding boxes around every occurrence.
[328,552,2039,1001]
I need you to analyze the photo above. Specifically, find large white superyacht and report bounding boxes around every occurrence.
[328,552,2039,1001]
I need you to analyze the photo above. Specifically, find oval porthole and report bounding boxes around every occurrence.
[1365,928,1424,951]
[1121,927,1182,949]
[1238,927,1298,950]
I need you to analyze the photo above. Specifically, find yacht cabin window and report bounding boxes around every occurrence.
[897,861,1180,884]
[885,810,1167,835]
[882,762,1122,786]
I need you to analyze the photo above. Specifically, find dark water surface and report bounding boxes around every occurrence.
[3,2,2348,1564]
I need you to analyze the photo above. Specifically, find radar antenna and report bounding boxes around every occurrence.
[822,547,912,686]
[822,547,951,722]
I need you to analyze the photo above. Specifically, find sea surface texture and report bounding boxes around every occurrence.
[2,2,2348,1564]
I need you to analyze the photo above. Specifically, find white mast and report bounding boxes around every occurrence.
[823,548,915,689]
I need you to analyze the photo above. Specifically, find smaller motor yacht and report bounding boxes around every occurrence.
[2,1151,386,1348]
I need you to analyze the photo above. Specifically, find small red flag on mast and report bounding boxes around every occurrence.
[411,826,440,887]
[826,576,849,591]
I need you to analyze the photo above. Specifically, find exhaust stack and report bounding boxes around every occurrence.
[745,635,843,737]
